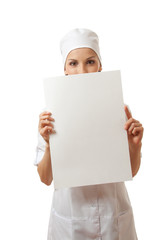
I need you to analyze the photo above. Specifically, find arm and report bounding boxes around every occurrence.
[37,111,55,185]
[37,143,53,186]
[129,142,142,177]
[124,105,144,177]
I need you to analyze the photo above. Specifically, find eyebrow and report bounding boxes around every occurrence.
[86,56,96,60]
[68,56,96,61]
[67,59,77,61]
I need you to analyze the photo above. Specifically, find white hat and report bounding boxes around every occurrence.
[60,28,102,66]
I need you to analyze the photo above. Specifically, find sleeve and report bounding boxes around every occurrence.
[34,131,47,166]
[124,103,142,158]
[33,107,48,166]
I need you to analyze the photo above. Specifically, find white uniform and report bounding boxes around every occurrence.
[34,106,138,240]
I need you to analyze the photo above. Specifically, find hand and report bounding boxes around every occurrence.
[38,111,56,144]
[124,105,144,147]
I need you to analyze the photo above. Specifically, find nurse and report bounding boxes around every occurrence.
[35,28,144,239]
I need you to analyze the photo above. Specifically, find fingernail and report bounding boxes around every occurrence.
[47,110,52,114]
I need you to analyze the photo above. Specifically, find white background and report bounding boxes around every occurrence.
[0,0,157,239]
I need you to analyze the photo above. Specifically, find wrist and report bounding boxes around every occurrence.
[130,141,142,151]
[45,142,50,149]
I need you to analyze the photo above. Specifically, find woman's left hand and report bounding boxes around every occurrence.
[124,105,144,147]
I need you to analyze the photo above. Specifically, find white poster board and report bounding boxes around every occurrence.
[43,71,132,189]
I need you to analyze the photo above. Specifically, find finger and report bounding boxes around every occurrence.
[132,126,144,136]
[124,118,139,130]
[47,129,56,134]
[124,105,132,120]
[39,122,54,131]
[40,126,56,136]
[128,123,142,135]
[39,111,52,117]
[40,119,54,128]
[40,115,55,121]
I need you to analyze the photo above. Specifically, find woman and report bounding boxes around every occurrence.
[34,28,143,239]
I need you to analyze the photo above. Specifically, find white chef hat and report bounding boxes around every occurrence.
[60,28,102,67]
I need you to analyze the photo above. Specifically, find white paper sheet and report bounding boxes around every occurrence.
[43,71,132,189]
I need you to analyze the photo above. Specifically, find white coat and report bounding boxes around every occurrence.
[34,106,138,240]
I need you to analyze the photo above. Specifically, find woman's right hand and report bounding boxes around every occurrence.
[38,111,56,145]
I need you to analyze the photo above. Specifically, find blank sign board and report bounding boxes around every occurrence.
[43,71,132,189]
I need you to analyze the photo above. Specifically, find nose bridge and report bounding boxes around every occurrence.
[79,62,87,73]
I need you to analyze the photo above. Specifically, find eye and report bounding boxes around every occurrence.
[69,61,77,66]
[87,60,95,64]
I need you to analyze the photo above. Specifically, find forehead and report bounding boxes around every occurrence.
[67,48,98,60]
